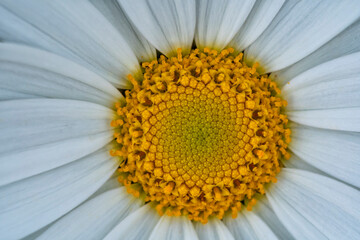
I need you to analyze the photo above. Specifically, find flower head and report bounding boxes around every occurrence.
[0,0,360,239]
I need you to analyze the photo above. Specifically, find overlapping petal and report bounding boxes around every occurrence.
[267,169,360,239]
[282,52,360,111]
[89,0,156,62]
[37,187,142,240]
[245,0,360,72]
[195,0,255,50]
[223,210,278,240]
[251,198,294,240]
[0,148,118,240]
[272,20,360,86]
[0,0,141,87]
[90,171,121,199]
[149,215,199,240]
[290,125,360,188]
[287,107,360,132]
[118,0,196,56]
[229,0,284,52]
[0,99,114,186]
[0,43,122,106]
[281,152,325,176]
[194,218,234,240]
[104,204,161,240]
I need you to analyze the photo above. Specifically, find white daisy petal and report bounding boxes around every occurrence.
[90,171,121,199]
[290,126,360,188]
[228,0,284,52]
[104,204,161,240]
[89,0,156,62]
[0,7,76,64]
[118,0,196,56]
[223,210,278,240]
[149,215,199,240]
[252,198,294,240]
[281,152,325,176]
[268,193,326,239]
[282,52,360,111]
[0,99,114,186]
[0,0,140,88]
[287,107,360,132]
[245,0,360,72]
[285,76,360,110]
[194,218,234,240]
[272,20,360,86]
[195,0,255,50]
[21,227,49,240]
[37,187,141,240]
[268,169,360,240]
[0,148,118,240]
[0,43,121,107]
[0,88,36,100]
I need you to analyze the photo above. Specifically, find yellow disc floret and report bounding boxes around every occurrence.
[111,48,291,223]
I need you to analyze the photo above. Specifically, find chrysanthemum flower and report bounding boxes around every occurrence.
[1,0,360,239]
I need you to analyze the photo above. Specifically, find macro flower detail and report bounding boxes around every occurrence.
[0,0,360,240]
[112,48,290,223]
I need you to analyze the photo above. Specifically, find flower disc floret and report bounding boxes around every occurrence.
[111,48,291,223]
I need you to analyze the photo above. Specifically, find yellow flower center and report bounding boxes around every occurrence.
[111,48,291,223]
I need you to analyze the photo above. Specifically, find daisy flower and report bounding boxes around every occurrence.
[1,0,360,239]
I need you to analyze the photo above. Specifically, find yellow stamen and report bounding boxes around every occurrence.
[111,48,290,223]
